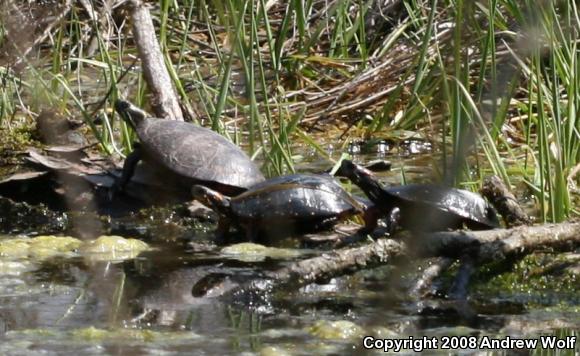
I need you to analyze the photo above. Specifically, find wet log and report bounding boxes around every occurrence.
[224,221,580,303]
[413,221,580,262]
[127,0,183,120]
[263,238,406,286]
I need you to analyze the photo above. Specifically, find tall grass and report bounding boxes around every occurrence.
[0,0,577,221]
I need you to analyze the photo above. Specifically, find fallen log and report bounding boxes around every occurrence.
[221,221,580,304]
[263,238,406,287]
[413,221,580,262]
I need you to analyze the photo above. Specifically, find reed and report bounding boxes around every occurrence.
[0,0,577,221]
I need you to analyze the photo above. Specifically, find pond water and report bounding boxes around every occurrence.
[0,148,578,355]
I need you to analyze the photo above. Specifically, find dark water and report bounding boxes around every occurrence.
[0,149,578,355]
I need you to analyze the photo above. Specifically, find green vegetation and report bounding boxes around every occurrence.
[0,0,578,222]
[473,252,580,304]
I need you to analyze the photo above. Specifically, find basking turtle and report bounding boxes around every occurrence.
[114,100,264,196]
[335,160,500,233]
[191,174,374,242]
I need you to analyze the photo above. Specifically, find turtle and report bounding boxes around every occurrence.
[335,160,500,233]
[113,100,265,197]
[191,173,375,242]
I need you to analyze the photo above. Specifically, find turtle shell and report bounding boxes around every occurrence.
[384,184,499,229]
[136,118,264,193]
[229,174,363,221]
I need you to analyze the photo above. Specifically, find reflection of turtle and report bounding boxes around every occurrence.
[191,174,372,242]
[114,100,264,196]
[336,160,500,233]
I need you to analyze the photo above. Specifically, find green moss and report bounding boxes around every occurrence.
[307,320,364,340]
[71,327,195,343]
[28,235,82,259]
[0,121,39,166]
[259,346,294,356]
[221,242,302,261]
[0,235,81,261]
[472,253,579,304]
[81,235,150,262]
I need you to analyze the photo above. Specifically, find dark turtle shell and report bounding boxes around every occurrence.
[335,159,499,231]
[385,184,500,230]
[136,118,264,193]
[229,174,363,222]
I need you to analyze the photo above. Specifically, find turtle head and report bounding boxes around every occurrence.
[192,185,231,215]
[335,159,374,181]
[114,99,148,130]
[335,159,384,201]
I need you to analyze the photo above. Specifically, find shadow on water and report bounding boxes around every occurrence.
[0,238,577,354]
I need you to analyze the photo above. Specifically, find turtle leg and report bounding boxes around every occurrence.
[244,223,259,243]
[214,218,231,245]
[386,207,401,235]
[110,145,143,199]
[118,145,142,190]
[359,206,379,234]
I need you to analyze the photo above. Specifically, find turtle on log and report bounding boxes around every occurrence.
[335,160,500,233]
[114,100,264,197]
[191,173,375,243]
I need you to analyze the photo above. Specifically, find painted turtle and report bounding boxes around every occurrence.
[191,173,373,242]
[335,160,500,233]
[114,100,265,196]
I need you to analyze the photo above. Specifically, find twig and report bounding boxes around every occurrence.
[409,257,454,298]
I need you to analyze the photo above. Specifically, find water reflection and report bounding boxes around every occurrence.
[0,237,577,355]
[0,148,577,354]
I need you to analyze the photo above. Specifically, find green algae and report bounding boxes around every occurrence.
[7,327,198,344]
[472,253,580,308]
[72,327,157,342]
[307,320,365,340]
[259,345,294,356]
[0,235,150,263]
[28,235,82,259]
[0,238,30,259]
[72,327,198,343]
[0,235,80,260]
[221,242,302,261]
[80,235,150,262]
